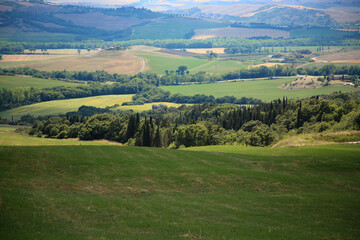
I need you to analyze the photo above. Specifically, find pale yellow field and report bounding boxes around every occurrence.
[332,60,360,63]
[1,50,145,74]
[114,102,184,112]
[2,54,72,61]
[24,49,99,55]
[0,95,134,120]
[23,49,99,55]
[0,131,116,146]
[181,48,225,54]
[191,35,216,40]
[250,63,286,68]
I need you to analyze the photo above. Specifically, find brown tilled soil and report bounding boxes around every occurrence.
[2,54,71,61]
[192,27,290,39]
[317,50,360,62]
[2,51,145,75]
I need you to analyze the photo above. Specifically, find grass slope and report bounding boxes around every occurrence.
[0,95,133,120]
[0,75,82,89]
[0,134,359,239]
[139,53,253,74]
[0,133,115,147]
[140,54,208,74]
[161,78,357,101]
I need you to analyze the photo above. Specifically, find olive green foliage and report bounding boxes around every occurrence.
[28,92,360,147]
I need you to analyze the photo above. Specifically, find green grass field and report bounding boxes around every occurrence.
[0,131,115,147]
[131,17,227,39]
[161,78,357,101]
[0,129,359,239]
[140,54,208,74]
[193,60,257,73]
[0,75,82,89]
[139,54,252,74]
[0,95,134,120]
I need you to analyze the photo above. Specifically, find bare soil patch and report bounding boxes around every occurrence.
[8,50,145,74]
[192,27,290,40]
[317,50,360,62]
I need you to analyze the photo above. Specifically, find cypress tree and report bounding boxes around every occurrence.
[126,115,136,140]
[296,101,303,128]
[154,127,161,147]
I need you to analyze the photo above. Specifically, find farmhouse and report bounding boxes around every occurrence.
[152,104,167,110]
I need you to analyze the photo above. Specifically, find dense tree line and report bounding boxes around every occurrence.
[222,65,297,80]
[5,64,359,87]
[1,38,360,54]
[0,64,298,85]
[128,87,260,105]
[0,83,143,111]
[28,92,360,148]
[297,64,360,77]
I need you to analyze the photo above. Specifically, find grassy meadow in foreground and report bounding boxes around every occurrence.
[161,78,356,101]
[0,95,133,120]
[0,130,359,239]
[0,75,82,89]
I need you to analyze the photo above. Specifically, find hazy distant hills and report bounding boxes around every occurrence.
[46,0,360,24]
[47,0,360,10]
[0,0,359,42]
[166,4,360,24]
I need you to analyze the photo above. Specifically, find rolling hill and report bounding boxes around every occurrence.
[0,128,359,239]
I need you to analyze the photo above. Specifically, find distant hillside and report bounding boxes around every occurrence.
[166,4,360,25]
[0,1,225,41]
[48,0,360,10]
